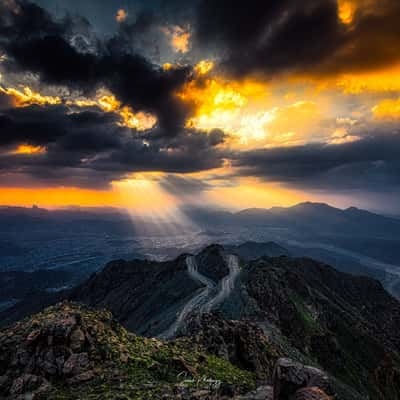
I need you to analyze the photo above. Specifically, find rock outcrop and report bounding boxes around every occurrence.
[0,302,256,399]
[185,313,280,380]
[273,358,332,400]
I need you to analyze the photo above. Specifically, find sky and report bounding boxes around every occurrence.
[0,0,400,213]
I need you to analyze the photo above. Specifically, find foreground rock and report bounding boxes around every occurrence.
[293,387,331,400]
[0,302,255,399]
[185,313,281,380]
[273,358,332,400]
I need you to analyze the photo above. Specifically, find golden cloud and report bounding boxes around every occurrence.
[194,60,214,75]
[70,92,157,131]
[0,86,61,107]
[162,26,191,53]
[372,98,400,120]
[178,73,325,148]
[9,144,46,155]
[335,65,400,94]
[338,0,357,24]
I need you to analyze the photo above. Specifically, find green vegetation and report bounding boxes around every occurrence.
[289,294,321,333]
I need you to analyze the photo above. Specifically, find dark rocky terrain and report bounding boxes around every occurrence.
[0,302,256,399]
[0,302,345,400]
[1,244,400,399]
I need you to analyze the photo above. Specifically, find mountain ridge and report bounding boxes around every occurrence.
[1,243,400,398]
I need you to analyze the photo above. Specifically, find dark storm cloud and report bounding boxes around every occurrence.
[0,0,194,134]
[194,0,400,77]
[0,102,227,188]
[234,132,400,191]
[159,175,211,197]
[0,91,14,109]
[0,0,230,188]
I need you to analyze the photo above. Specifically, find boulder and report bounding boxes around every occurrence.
[294,387,331,400]
[62,352,90,376]
[186,313,279,380]
[69,327,85,351]
[10,374,49,396]
[273,358,332,400]
[235,385,274,399]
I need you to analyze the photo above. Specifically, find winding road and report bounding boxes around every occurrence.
[159,254,240,339]
[203,254,241,312]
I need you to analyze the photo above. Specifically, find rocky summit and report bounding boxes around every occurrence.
[1,244,400,399]
[0,302,257,399]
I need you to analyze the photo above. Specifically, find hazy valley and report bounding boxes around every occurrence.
[1,203,400,399]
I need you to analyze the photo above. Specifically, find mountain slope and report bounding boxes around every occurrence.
[67,246,400,398]
[241,256,400,398]
[68,255,203,336]
[69,245,238,337]
[2,245,400,398]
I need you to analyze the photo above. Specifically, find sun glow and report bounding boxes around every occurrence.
[0,175,172,210]
[179,77,272,144]
[207,177,311,210]
[178,75,328,147]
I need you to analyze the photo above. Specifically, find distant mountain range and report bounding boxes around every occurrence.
[187,201,400,239]
[2,201,400,239]
[1,244,400,399]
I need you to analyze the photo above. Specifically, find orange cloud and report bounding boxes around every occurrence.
[335,65,400,94]
[71,92,157,131]
[179,77,267,137]
[178,74,328,148]
[118,107,157,130]
[162,26,191,53]
[194,60,214,75]
[372,98,400,120]
[116,8,127,23]
[329,127,360,144]
[9,144,46,155]
[338,0,356,24]
[0,84,157,131]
